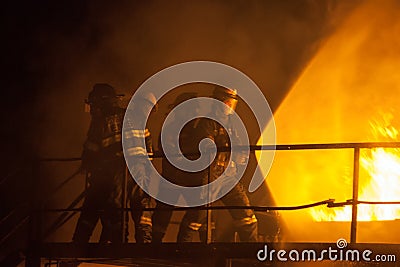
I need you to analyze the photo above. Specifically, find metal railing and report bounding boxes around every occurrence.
[35,141,400,245]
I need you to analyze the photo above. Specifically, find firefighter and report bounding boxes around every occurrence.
[151,92,206,243]
[124,91,157,243]
[177,86,258,242]
[73,83,125,243]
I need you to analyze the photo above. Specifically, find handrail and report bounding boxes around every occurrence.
[38,199,335,212]
[38,141,400,161]
[35,141,400,245]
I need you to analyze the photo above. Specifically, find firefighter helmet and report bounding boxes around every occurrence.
[87,83,124,104]
[136,91,158,112]
[88,83,115,103]
[137,91,157,106]
[212,86,238,115]
[169,92,198,109]
[212,86,238,101]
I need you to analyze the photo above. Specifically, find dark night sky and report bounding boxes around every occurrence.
[3,1,89,158]
[3,0,356,160]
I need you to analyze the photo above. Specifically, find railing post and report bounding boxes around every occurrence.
[26,158,41,267]
[206,160,212,244]
[122,167,129,243]
[350,147,360,244]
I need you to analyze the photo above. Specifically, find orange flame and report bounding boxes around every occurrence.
[255,0,400,241]
[310,114,400,221]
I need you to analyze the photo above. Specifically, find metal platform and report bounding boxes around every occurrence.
[16,142,400,267]
[28,242,400,267]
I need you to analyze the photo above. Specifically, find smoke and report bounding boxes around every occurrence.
[26,0,352,156]
[258,0,400,242]
[6,0,358,241]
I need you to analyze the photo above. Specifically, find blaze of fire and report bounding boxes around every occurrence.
[256,0,400,239]
[311,116,400,221]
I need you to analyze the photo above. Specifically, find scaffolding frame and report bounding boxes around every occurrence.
[25,141,400,266]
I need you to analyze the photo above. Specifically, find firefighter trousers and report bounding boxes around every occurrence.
[177,181,258,242]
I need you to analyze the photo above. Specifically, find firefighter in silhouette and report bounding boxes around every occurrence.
[124,91,157,243]
[177,86,258,242]
[73,83,125,243]
[151,92,205,243]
